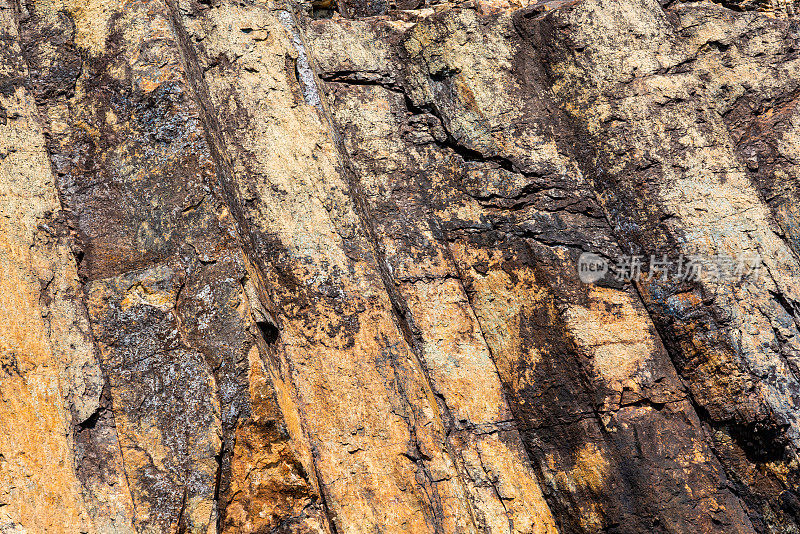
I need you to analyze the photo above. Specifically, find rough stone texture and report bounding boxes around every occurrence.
[4,0,800,532]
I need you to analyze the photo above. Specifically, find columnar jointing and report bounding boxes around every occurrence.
[2,0,800,533]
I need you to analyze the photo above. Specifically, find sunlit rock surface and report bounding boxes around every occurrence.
[2,0,800,531]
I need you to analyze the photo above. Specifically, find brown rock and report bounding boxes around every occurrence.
[4,0,800,532]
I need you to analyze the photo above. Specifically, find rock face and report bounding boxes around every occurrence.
[3,0,800,531]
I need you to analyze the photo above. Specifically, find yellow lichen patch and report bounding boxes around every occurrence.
[0,374,93,531]
[563,286,656,391]
[476,0,539,14]
[472,433,559,534]
[402,277,509,425]
[65,0,119,54]
[449,242,549,386]
[572,442,610,493]
[31,0,118,55]
[187,492,217,532]
[131,423,170,472]
[0,241,51,368]
[120,281,177,312]
[546,447,607,531]
[576,502,606,532]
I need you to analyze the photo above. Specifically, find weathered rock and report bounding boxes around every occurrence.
[3,0,800,532]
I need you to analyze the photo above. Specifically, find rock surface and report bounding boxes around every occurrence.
[2,0,800,532]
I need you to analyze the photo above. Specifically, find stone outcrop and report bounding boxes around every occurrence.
[3,0,800,532]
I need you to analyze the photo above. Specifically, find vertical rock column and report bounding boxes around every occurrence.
[526,0,800,453]
[16,0,333,530]
[0,1,135,531]
[310,17,558,534]
[174,0,536,531]
[521,0,800,529]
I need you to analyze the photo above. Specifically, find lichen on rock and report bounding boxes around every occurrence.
[3,0,800,532]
